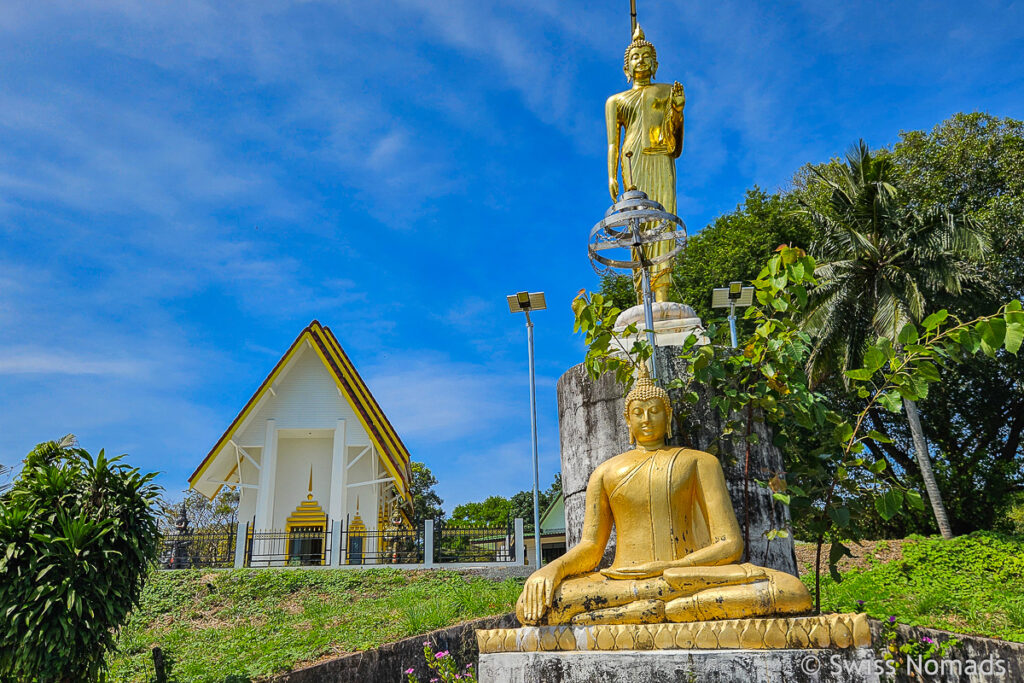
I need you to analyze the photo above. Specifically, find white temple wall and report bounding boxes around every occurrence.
[234,346,361,447]
[344,445,377,528]
[271,436,333,529]
[238,485,257,523]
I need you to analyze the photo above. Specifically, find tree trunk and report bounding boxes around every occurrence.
[903,397,954,539]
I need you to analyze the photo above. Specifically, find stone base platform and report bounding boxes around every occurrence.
[477,614,871,653]
[611,301,708,348]
[477,649,881,683]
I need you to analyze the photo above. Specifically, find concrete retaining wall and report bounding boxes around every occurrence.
[272,613,517,683]
[871,620,1024,682]
[273,613,1024,683]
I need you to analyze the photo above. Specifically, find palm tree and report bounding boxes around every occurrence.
[800,141,989,539]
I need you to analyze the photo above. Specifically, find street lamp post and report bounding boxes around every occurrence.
[711,281,754,348]
[507,290,546,569]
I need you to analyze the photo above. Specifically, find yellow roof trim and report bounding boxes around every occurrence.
[303,327,410,502]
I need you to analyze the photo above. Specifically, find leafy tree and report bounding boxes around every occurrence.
[799,140,989,539]
[599,189,814,321]
[409,461,444,522]
[671,189,814,320]
[0,437,161,682]
[449,474,562,532]
[888,113,1024,533]
[157,488,239,535]
[450,495,512,526]
[0,463,11,495]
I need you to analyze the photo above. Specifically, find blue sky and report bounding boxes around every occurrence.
[1,1,1023,512]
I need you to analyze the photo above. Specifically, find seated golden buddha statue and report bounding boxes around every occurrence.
[517,367,812,626]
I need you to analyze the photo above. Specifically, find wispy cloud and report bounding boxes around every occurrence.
[0,351,148,377]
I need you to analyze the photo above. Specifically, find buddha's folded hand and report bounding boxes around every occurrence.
[520,563,562,623]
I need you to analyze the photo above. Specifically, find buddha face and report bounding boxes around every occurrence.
[627,397,669,446]
[626,45,657,82]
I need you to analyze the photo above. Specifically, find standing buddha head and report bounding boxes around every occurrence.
[623,25,658,83]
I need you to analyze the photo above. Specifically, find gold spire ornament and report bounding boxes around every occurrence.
[606,24,686,303]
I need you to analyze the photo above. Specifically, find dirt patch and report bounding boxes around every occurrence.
[280,595,306,615]
[794,538,912,576]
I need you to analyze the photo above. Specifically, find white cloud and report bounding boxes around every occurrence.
[0,351,148,377]
[364,353,523,443]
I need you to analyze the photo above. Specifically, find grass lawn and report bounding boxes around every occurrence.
[109,532,1024,681]
[800,531,1024,642]
[107,568,522,682]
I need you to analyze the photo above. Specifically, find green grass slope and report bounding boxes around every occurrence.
[805,532,1024,642]
[107,569,521,682]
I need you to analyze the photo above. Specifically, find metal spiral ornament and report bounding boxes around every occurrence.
[588,189,687,380]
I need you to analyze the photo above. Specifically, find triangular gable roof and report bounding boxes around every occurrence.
[538,491,564,532]
[188,320,413,504]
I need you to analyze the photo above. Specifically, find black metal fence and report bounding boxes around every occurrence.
[159,525,236,569]
[246,525,332,567]
[433,520,515,563]
[160,518,519,569]
[342,524,425,565]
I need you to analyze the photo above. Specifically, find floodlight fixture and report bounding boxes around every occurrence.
[507,291,547,314]
[711,282,754,309]
[507,290,545,569]
[712,281,755,348]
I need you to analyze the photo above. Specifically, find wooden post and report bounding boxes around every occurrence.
[152,646,167,683]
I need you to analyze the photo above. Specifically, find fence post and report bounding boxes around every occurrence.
[424,519,434,568]
[234,521,247,569]
[514,518,525,566]
[330,520,342,566]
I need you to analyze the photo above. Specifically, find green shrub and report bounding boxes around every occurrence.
[0,438,161,681]
[808,532,1024,641]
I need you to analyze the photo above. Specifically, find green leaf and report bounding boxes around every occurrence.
[876,389,901,411]
[921,310,949,331]
[906,490,926,511]
[874,490,904,521]
[863,347,887,372]
[979,319,1006,350]
[772,492,791,505]
[867,430,893,444]
[898,323,919,345]
[845,368,874,381]
[1005,323,1023,355]
[915,361,940,383]
[828,507,851,528]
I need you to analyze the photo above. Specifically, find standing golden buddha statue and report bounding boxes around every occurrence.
[606,25,685,304]
[516,366,812,626]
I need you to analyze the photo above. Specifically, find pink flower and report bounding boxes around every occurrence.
[405,668,415,674]
[423,641,430,646]
[436,650,449,658]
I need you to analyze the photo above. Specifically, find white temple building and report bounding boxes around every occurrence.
[188,320,414,563]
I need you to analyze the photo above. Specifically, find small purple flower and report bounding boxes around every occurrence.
[856,600,865,606]
[888,615,897,624]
